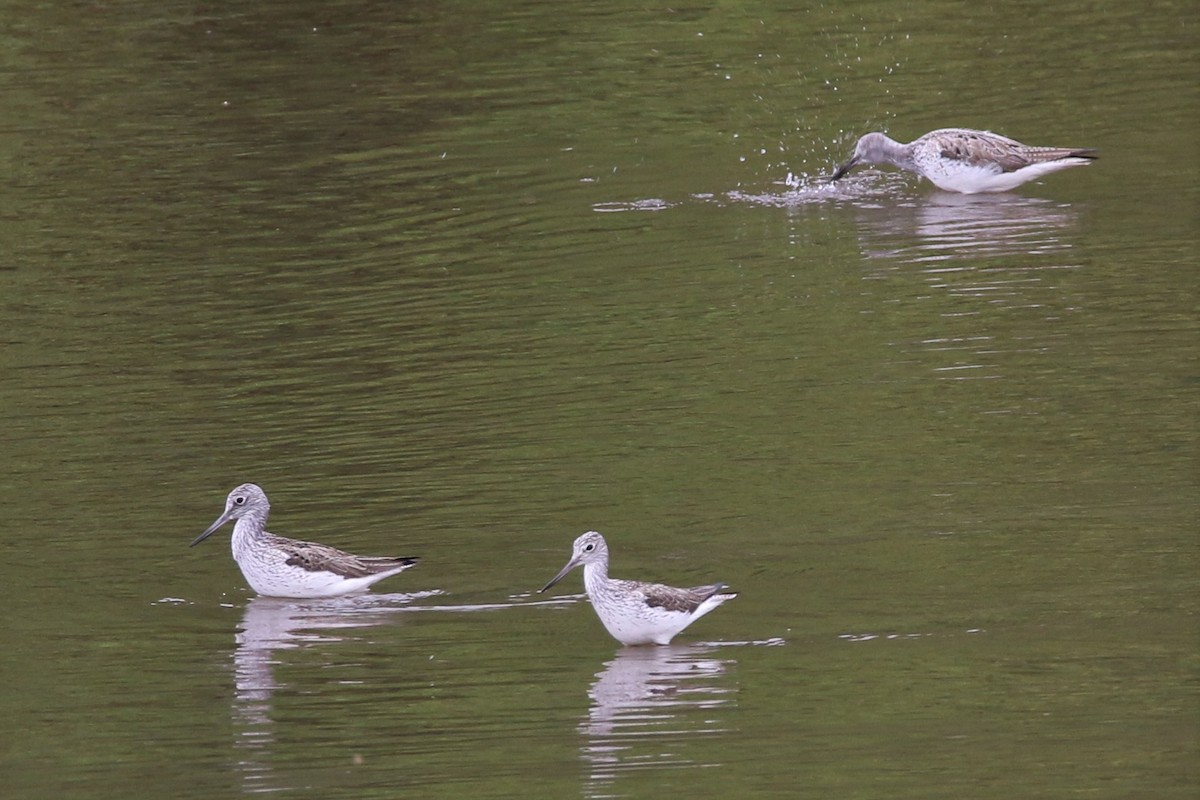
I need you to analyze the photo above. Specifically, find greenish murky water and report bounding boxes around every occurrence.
[1,1,1195,798]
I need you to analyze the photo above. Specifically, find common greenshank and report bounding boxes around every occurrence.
[829,128,1097,193]
[191,483,419,598]
[539,531,737,646]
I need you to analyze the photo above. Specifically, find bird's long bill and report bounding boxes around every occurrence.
[190,510,233,547]
[538,558,580,593]
[828,155,860,182]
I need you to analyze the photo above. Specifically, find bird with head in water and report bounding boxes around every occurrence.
[828,128,1097,193]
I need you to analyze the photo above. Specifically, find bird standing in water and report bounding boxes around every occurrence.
[191,483,419,598]
[539,530,737,646]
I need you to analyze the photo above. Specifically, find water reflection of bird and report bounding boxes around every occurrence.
[855,191,1080,263]
[191,483,419,598]
[231,595,403,793]
[830,128,1097,193]
[539,531,737,645]
[581,645,734,795]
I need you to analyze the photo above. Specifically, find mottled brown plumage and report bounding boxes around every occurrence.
[934,129,1096,172]
[641,582,730,613]
[278,537,418,579]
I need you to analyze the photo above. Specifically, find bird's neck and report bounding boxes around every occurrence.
[232,514,268,545]
[879,135,913,169]
[583,561,609,594]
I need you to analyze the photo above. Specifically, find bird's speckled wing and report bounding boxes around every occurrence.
[935,129,1097,173]
[636,581,732,613]
[269,535,418,578]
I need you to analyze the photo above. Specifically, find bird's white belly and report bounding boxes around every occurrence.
[241,564,373,598]
[922,162,1009,194]
[592,600,687,646]
[923,158,1092,194]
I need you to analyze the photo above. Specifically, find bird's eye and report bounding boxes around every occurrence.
[234,496,246,506]
[584,543,594,552]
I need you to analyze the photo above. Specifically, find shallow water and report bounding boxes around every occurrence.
[1,1,1196,798]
